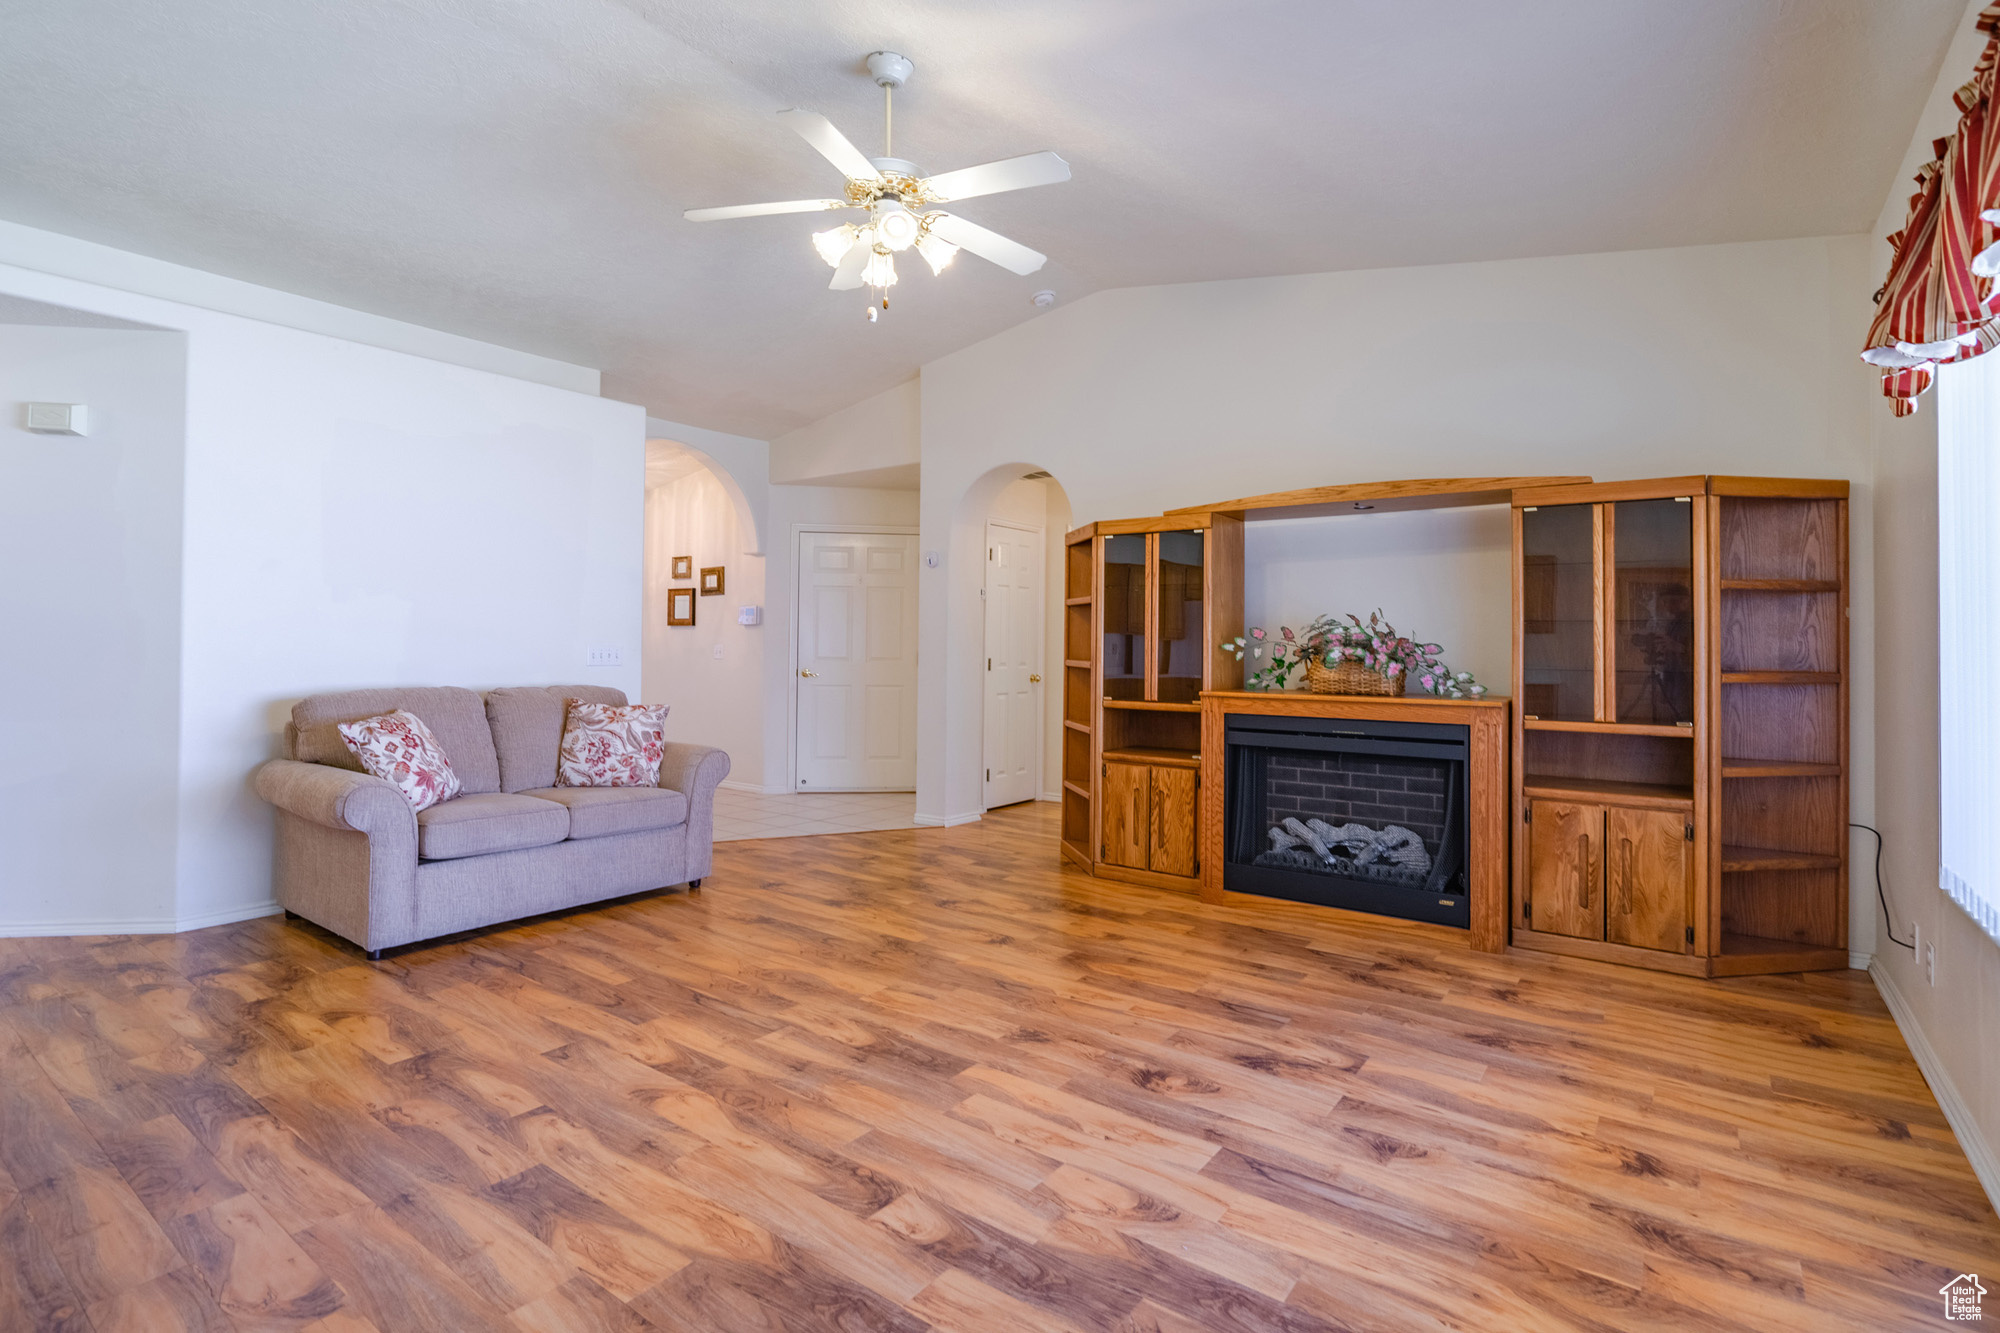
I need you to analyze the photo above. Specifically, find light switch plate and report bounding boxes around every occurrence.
[711,643,724,659]
[587,646,623,667]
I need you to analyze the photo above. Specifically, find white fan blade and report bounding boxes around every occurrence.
[778,109,883,184]
[684,198,855,222]
[924,213,1047,276]
[920,151,1069,203]
[829,236,874,290]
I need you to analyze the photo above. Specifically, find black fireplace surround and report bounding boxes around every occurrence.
[1223,713,1470,928]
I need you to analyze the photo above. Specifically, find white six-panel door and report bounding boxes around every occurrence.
[795,531,919,791]
[983,521,1045,809]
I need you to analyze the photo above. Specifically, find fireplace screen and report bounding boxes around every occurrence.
[1224,714,1470,928]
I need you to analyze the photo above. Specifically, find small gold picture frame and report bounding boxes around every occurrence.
[699,566,726,596]
[671,555,693,580]
[666,587,696,626]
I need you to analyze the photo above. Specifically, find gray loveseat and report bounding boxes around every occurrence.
[253,684,728,958]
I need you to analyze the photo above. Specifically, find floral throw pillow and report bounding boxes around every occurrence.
[557,699,671,788]
[336,709,462,812]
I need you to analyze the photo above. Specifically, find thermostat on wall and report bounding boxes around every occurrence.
[23,403,87,435]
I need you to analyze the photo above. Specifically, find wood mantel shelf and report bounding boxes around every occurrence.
[1197,690,1511,953]
[1165,476,1592,523]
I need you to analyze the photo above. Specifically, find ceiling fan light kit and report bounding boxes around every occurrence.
[685,50,1069,319]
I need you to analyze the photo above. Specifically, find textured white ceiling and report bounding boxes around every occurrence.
[0,0,1964,437]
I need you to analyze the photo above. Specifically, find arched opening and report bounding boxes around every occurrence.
[644,439,766,787]
[924,462,1074,824]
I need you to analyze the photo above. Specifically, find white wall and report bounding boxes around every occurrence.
[771,379,919,487]
[915,235,1880,898]
[0,259,646,934]
[762,484,920,792]
[0,324,188,931]
[1860,0,2000,1207]
[1244,507,1515,693]
[644,444,766,787]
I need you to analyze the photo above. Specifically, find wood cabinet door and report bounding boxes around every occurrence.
[1604,806,1692,952]
[1527,800,1603,940]
[1149,766,1199,878]
[1101,762,1149,870]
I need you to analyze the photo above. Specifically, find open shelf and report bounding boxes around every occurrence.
[1103,746,1200,770]
[1066,595,1093,606]
[1721,758,1841,778]
[1720,844,1842,873]
[1064,659,1090,670]
[1712,932,1849,976]
[1063,719,1091,735]
[1062,780,1090,799]
[1721,579,1840,592]
[1102,700,1201,713]
[1522,775,1692,810]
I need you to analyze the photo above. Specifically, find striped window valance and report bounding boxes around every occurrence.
[1865,6,2000,416]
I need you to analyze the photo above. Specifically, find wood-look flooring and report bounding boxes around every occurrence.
[0,803,1992,1332]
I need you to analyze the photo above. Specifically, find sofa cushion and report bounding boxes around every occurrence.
[291,687,501,795]
[416,792,569,861]
[486,685,629,793]
[336,709,462,812]
[520,786,688,840]
[557,701,671,788]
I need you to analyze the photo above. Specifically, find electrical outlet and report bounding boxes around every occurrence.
[586,646,623,667]
[1926,940,1938,986]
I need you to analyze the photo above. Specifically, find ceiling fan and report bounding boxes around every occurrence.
[685,51,1070,318]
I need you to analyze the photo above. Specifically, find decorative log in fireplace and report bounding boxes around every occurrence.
[1199,692,1510,951]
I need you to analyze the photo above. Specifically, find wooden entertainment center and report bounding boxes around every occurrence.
[1060,474,1851,977]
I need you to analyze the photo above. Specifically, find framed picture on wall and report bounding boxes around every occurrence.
[700,566,726,596]
[671,556,693,580]
[667,586,696,626]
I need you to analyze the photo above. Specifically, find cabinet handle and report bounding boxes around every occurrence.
[1578,834,1593,909]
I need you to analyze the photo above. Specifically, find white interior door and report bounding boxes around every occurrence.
[983,521,1044,809]
[795,531,919,791]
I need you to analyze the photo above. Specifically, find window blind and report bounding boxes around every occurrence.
[1939,349,2000,945]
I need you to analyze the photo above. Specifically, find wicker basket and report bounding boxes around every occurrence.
[1304,656,1406,697]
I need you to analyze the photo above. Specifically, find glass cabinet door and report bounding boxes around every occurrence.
[1101,534,1147,701]
[1155,531,1205,703]
[1520,504,1596,721]
[1611,498,1695,725]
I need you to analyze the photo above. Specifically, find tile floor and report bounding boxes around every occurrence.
[711,785,920,841]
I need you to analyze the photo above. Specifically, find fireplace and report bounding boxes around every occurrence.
[1223,713,1471,928]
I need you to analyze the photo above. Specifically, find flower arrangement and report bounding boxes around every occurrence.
[1221,610,1487,698]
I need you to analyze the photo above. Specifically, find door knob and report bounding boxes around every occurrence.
[799,669,818,678]
[1029,674,1042,683]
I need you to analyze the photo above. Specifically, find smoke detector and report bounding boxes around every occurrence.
[1031,290,1057,309]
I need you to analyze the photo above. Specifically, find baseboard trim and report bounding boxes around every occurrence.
[0,899,281,938]
[1849,950,1873,971]
[914,811,983,828]
[1039,791,1061,803]
[718,779,785,795]
[179,900,285,931]
[1871,959,2000,1213]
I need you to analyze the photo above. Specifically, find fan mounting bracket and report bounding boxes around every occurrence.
[866,51,913,89]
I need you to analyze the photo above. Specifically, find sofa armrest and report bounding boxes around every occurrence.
[254,759,417,840]
[657,743,730,882]
[255,759,421,952]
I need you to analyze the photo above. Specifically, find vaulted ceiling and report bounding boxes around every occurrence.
[0,0,1967,437]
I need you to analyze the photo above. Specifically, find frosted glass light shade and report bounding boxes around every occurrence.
[916,232,958,276]
[812,224,860,267]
